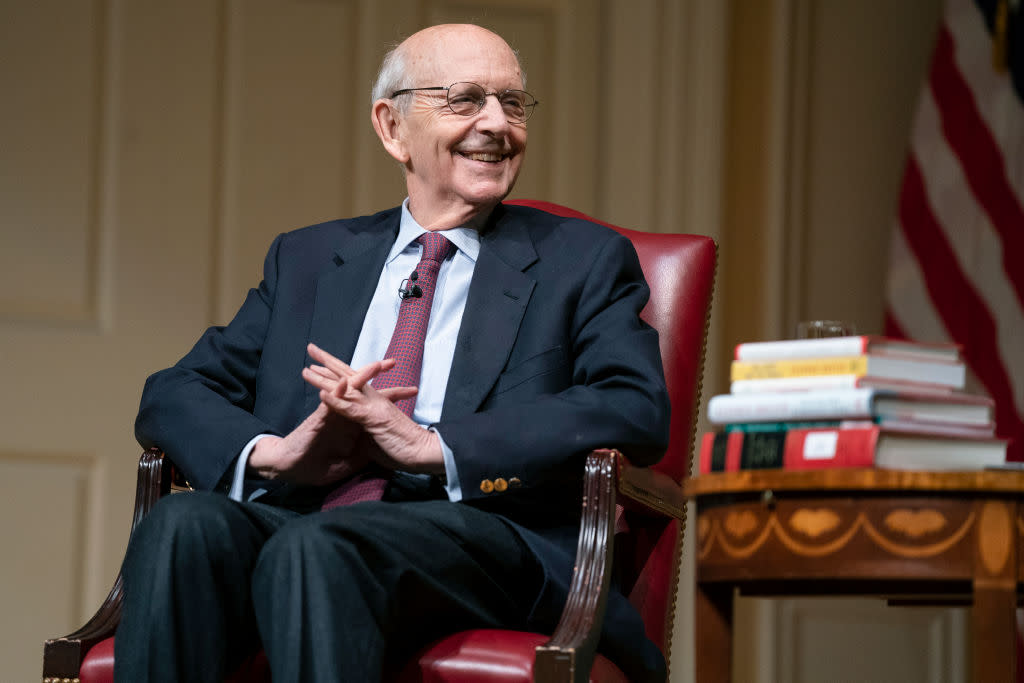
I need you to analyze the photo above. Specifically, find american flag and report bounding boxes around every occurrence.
[886,0,1024,463]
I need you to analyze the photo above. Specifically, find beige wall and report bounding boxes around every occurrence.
[720,0,943,358]
[2,0,950,681]
[722,2,958,681]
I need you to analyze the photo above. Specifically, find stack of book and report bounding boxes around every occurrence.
[698,335,1009,473]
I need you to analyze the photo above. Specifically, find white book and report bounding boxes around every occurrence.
[730,375,957,395]
[707,387,994,426]
[734,335,961,362]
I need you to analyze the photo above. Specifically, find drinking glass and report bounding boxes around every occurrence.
[795,320,856,339]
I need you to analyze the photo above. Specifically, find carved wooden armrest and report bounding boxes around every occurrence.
[534,449,619,682]
[534,449,683,682]
[616,455,687,521]
[43,448,173,681]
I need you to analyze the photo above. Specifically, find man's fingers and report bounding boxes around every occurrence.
[302,366,348,397]
[307,343,355,377]
[306,363,414,403]
[377,386,418,401]
[319,388,346,410]
[305,345,412,417]
[307,344,398,387]
[307,364,338,380]
[347,360,386,389]
[301,366,326,389]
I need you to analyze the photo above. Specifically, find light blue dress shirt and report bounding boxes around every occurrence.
[230,199,479,503]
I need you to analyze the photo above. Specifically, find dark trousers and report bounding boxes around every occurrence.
[114,491,547,682]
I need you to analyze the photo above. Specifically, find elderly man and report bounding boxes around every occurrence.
[115,23,669,683]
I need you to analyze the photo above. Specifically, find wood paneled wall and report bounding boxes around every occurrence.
[0,2,724,681]
[1,0,957,680]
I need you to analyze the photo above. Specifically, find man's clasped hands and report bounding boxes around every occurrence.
[247,343,444,487]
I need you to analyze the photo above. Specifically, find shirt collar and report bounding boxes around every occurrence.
[388,198,481,264]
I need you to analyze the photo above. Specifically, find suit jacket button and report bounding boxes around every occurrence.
[509,477,522,488]
[494,478,508,492]
[480,479,494,493]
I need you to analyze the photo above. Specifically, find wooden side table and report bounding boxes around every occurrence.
[683,469,1024,682]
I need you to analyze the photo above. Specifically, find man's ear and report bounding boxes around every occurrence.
[371,99,410,164]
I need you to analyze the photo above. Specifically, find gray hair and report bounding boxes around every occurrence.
[370,35,527,113]
[370,42,409,108]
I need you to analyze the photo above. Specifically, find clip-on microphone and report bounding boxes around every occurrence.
[398,271,422,299]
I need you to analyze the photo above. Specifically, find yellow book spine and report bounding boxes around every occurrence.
[730,356,869,380]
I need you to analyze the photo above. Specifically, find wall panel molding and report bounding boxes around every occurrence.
[776,599,967,683]
[0,452,96,682]
[0,0,107,326]
[766,0,811,340]
[216,0,361,321]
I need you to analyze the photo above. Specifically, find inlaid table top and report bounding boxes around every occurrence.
[683,467,1024,497]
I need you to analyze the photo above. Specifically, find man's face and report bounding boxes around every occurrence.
[384,26,528,227]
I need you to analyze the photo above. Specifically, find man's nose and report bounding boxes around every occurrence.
[475,94,512,131]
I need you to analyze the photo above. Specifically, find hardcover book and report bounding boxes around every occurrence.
[729,355,966,389]
[707,387,993,426]
[733,335,961,362]
[729,375,957,395]
[698,425,1007,474]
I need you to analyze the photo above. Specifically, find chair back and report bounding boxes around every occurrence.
[505,199,717,659]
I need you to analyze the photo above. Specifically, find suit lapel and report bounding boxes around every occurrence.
[304,212,399,414]
[442,211,537,419]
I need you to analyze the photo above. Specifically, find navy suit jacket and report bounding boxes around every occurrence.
[135,202,671,680]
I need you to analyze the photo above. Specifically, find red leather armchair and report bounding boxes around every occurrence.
[43,200,716,683]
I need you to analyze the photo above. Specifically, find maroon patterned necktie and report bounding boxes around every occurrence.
[321,232,455,509]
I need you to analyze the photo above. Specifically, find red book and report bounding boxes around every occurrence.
[697,425,1007,474]
[783,425,1006,470]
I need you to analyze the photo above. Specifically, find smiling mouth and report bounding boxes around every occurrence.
[458,151,508,162]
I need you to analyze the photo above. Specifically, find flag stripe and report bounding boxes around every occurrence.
[930,25,1024,310]
[883,309,908,342]
[949,0,1024,205]
[885,225,955,345]
[897,157,1024,454]
[889,1,1024,668]
[910,84,1024,411]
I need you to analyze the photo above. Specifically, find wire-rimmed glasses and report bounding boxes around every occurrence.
[390,82,538,123]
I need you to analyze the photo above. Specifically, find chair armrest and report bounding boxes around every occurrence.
[534,448,619,683]
[43,448,173,681]
[617,457,687,521]
[534,450,684,683]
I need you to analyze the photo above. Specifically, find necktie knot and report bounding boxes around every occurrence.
[416,232,455,265]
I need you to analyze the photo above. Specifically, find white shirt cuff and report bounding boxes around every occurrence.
[229,433,271,501]
[433,427,462,502]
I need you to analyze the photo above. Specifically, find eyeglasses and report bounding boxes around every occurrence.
[390,82,538,123]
